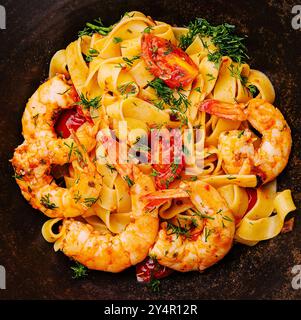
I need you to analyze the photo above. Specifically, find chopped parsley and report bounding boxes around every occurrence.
[122,55,140,67]
[84,197,98,207]
[148,78,190,124]
[76,93,101,110]
[166,222,190,239]
[118,82,137,97]
[71,262,88,279]
[78,18,113,37]
[179,18,248,65]
[113,37,123,44]
[85,48,99,62]
[148,279,160,292]
[237,130,245,138]
[40,194,58,210]
[124,175,134,187]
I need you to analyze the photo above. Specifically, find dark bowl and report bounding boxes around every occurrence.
[0,0,300,300]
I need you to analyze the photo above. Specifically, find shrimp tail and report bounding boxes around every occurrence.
[200,99,247,121]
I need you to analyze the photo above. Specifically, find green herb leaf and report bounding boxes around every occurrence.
[85,48,100,62]
[237,130,245,138]
[71,262,88,279]
[76,93,101,110]
[148,279,160,292]
[78,18,113,37]
[179,18,249,63]
[122,55,140,67]
[124,175,134,187]
[113,37,123,44]
[40,194,58,210]
[148,78,190,125]
[84,197,98,207]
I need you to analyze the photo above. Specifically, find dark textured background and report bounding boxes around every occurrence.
[0,0,300,300]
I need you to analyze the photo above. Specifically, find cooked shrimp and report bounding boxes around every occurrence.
[201,99,292,183]
[22,75,98,164]
[12,134,103,218]
[55,167,159,273]
[143,181,235,272]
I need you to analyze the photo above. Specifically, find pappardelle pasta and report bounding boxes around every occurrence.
[12,11,296,283]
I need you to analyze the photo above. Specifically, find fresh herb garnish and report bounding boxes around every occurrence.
[206,73,216,81]
[148,78,190,124]
[78,18,113,37]
[118,82,137,97]
[150,169,159,177]
[167,222,190,238]
[204,227,212,242]
[247,84,258,97]
[12,172,24,181]
[190,208,215,220]
[148,279,160,292]
[122,55,140,67]
[71,262,88,279]
[113,37,123,44]
[40,194,58,210]
[76,93,101,110]
[73,191,82,204]
[106,164,117,173]
[237,130,245,138]
[84,197,98,207]
[227,175,237,180]
[179,18,248,64]
[124,175,134,187]
[85,48,100,62]
[143,26,153,34]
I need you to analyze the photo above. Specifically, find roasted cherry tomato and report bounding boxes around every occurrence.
[55,107,87,138]
[141,34,198,89]
[246,188,258,213]
[136,257,173,283]
[151,132,185,190]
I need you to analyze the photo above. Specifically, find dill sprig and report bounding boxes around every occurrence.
[78,18,113,37]
[166,222,190,239]
[122,55,140,67]
[83,197,98,208]
[148,78,190,124]
[85,48,99,62]
[76,93,101,110]
[118,82,137,97]
[148,279,161,293]
[71,262,88,279]
[40,194,58,210]
[179,18,249,64]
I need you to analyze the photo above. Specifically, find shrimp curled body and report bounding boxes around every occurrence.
[55,168,159,273]
[201,99,292,183]
[12,76,102,218]
[144,181,235,272]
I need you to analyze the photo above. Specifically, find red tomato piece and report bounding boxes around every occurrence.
[246,188,258,213]
[136,257,173,283]
[55,108,87,138]
[141,34,198,89]
[151,135,185,189]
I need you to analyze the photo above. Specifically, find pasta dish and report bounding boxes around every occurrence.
[12,11,296,286]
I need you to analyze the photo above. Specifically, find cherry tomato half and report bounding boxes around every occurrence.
[151,133,185,190]
[136,257,173,283]
[246,188,258,214]
[55,108,87,139]
[141,34,198,89]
